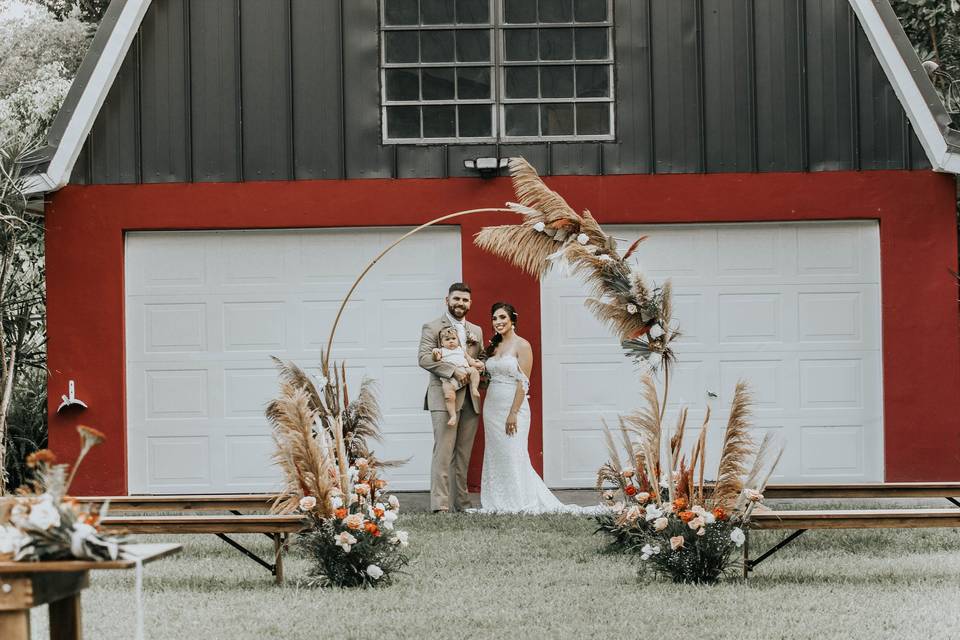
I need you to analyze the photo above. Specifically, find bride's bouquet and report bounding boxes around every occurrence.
[267,357,409,588]
[595,377,782,584]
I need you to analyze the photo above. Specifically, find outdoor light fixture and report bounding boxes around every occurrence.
[463,156,509,179]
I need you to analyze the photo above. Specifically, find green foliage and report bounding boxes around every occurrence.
[893,0,960,113]
[32,0,108,23]
[3,369,47,490]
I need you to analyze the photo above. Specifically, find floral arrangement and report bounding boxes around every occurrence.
[473,160,782,583]
[475,157,677,371]
[0,425,127,562]
[267,356,409,588]
[594,377,782,583]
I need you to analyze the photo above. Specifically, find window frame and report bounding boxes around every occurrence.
[379,0,616,144]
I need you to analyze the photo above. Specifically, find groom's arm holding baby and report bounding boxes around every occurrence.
[419,322,462,382]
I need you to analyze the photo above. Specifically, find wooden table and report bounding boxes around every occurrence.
[0,543,181,640]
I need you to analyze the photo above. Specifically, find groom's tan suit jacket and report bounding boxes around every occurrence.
[419,315,484,414]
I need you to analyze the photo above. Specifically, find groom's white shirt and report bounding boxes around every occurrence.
[445,312,467,349]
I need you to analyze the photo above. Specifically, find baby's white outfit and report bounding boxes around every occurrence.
[441,346,469,368]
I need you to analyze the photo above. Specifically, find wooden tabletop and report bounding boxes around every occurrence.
[0,543,182,574]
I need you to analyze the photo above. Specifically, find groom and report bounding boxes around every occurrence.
[419,282,485,513]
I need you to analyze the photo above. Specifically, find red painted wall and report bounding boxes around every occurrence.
[45,171,960,494]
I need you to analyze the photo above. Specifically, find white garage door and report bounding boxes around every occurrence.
[125,227,461,493]
[541,221,883,487]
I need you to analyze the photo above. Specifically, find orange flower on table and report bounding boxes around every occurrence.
[624,485,638,496]
[344,514,364,530]
[334,507,349,520]
[672,497,688,512]
[679,510,695,523]
[712,507,727,521]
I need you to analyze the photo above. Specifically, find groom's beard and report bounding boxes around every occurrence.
[447,305,468,319]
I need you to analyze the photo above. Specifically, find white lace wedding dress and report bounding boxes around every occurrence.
[480,353,597,514]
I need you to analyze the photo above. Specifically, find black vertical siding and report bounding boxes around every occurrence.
[341,0,393,178]
[72,0,931,183]
[753,0,805,171]
[291,0,345,179]
[601,0,654,175]
[855,23,908,170]
[139,0,190,182]
[650,0,702,173]
[239,0,293,181]
[702,0,755,172]
[805,0,856,171]
[88,34,140,183]
[189,0,241,182]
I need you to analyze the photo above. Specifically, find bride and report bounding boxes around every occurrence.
[480,302,594,514]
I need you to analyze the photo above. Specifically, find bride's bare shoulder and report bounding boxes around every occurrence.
[516,337,533,353]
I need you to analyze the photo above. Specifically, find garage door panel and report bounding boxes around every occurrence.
[126,227,460,493]
[222,300,288,352]
[542,221,883,487]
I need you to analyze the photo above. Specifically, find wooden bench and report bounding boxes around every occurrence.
[762,482,960,504]
[77,494,277,513]
[98,514,307,584]
[742,508,960,577]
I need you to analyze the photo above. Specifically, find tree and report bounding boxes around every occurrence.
[892,0,960,115]
[0,135,46,494]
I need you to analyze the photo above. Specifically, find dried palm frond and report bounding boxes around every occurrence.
[620,375,662,472]
[601,420,624,475]
[474,224,564,278]
[596,461,622,492]
[670,406,688,471]
[622,235,649,261]
[268,386,334,516]
[660,279,673,326]
[509,157,580,228]
[712,381,754,508]
[694,407,710,503]
[341,378,383,461]
[271,357,323,411]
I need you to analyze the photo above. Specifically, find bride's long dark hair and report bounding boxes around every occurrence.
[485,302,519,358]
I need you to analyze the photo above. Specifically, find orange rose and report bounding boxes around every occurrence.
[679,510,695,523]
[364,521,381,537]
[624,485,638,496]
[673,497,688,511]
[712,507,727,521]
[344,514,364,530]
[334,507,348,520]
[373,507,385,519]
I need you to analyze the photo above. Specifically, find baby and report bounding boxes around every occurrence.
[432,327,482,426]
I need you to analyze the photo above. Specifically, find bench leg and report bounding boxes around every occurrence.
[741,530,750,579]
[947,497,960,509]
[747,529,807,573]
[273,534,284,586]
[49,593,82,640]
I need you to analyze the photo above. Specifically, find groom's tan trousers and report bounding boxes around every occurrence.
[430,402,480,511]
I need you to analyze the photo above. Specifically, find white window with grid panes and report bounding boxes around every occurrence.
[380,0,614,143]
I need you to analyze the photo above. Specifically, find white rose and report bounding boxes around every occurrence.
[388,495,400,510]
[730,527,746,548]
[27,499,61,531]
[366,564,384,580]
[330,495,343,509]
[688,516,705,530]
[298,496,317,511]
[640,553,650,561]
[648,324,664,339]
[0,526,25,555]
[576,233,589,245]
[382,510,398,529]
[533,221,546,232]
[696,527,706,536]
[641,543,660,556]
[703,512,716,525]
[653,517,669,532]
[336,531,357,553]
[626,303,638,315]
[644,504,663,522]
[393,530,409,547]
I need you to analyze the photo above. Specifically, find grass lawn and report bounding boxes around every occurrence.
[28,507,960,639]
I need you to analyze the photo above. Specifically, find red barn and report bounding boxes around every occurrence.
[28,0,960,495]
